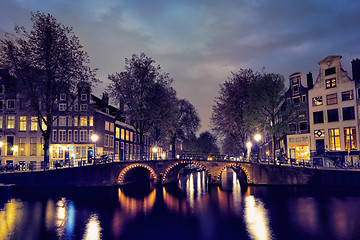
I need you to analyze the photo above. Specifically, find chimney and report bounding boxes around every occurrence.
[306,72,313,89]
[352,58,360,82]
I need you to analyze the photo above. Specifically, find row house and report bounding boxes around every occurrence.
[0,70,160,169]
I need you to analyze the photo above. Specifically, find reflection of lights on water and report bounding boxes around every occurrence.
[0,199,24,240]
[232,171,242,214]
[187,173,195,208]
[118,188,156,217]
[83,214,102,240]
[56,198,67,238]
[244,196,272,240]
[66,201,75,238]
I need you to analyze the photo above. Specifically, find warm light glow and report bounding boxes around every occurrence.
[247,142,252,148]
[91,134,99,142]
[11,146,18,152]
[62,146,68,151]
[83,214,102,240]
[0,141,3,147]
[152,147,158,153]
[254,134,261,142]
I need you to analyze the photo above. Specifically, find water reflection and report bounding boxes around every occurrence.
[83,213,102,240]
[117,187,156,217]
[0,199,23,240]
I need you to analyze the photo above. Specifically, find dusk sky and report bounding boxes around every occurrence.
[1,0,360,133]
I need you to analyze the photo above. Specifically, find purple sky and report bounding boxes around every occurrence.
[1,0,360,133]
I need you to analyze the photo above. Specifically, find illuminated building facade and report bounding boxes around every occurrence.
[309,56,359,165]
[0,70,160,169]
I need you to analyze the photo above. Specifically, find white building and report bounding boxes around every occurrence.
[308,56,358,165]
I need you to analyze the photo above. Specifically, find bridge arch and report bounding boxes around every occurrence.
[118,164,157,185]
[162,160,210,184]
[216,163,251,190]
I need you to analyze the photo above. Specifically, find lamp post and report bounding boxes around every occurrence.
[0,141,3,157]
[254,134,261,162]
[152,146,158,160]
[91,134,99,164]
[246,141,252,162]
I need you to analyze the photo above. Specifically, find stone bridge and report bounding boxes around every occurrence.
[1,159,360,189]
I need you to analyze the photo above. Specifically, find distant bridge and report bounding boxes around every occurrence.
[1,159,360,189]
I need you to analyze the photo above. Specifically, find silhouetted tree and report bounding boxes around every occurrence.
[168,99,200,159]
[0,12,98,169]
[211,69,260,155]
[108,53,174,160]
[196,131,219,155]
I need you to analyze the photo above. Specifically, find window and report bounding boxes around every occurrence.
[0,100,3,110]
[53,117,57,126]
[126,130,129,141]
[0,116,2,129]
[74,130,78,142]
[292,84,299,93]
[109,136,114,148]
[31,116,38,131]
[116,127,120,139]
[325,67,336,76]
[80,104,88,111]
[6,136,14,156]
[80,116,87,126]
[329,128,340,150]
[302,95,306,103]
[121,129,125,140]
[343,106,355,120]
[115,141,119,154]
[60,93,66,100]
[67,116,72,126]
[110,123,114,132]
[19,116,26,131]
[342,90,354,101]
[74,104,79,111]
[130,132,133,142]
[89,116,94,127]
[19,137,26,156]
[105,121,110,131]
[293,96,300,105]
[0,85,3,94]
[7,100,15,109]
[80,130,88,142]
[59,116,67,126]
[326,93,337,105]
[298,110,306,118]
[327,109,339,122]
[7,115,15,129]
[30,137,37,156]
[104,134,109,147]
[59,130,66,142]
[74,116,78,126]
[52,130,57,142]
[314,129,325,138]
[313,111,324,124]
[81,94,87,100]
[357,88,360,99]
[68,130,72,142]
[59,103,67,111]
[312,96,323,106]
[299,122,308,131]
[325,78,336,89]
[344,127,357,150]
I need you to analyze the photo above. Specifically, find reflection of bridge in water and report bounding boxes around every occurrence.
[2,158,360,188]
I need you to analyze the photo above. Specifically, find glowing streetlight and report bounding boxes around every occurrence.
[91,134,99,161]
[0,141,3,147]
[246,141,252,162]
[246,141,252,149]
[254,134,261,142]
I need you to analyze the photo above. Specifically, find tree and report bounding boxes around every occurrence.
[248,73,295,161]
[211,69,260,155]
[196,131,220,156]
[0,12,98,169]
[168,99,200,159]
[108,53,174,160]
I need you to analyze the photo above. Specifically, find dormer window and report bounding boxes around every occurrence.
[81,94,87,101]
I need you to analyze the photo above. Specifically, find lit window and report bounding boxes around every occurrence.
[326,93,337,105]
[329,128,340,150]
[42,117,47,131]
[31,116,38,131]
[121,129,125,140]
[116,127,120,139]
[342,90,354,101]
[314,129,325,138]
[312,96,323,106]
[0,116,2,129]
[7,115,15,129]
[30,137,37,156]
[105,121,110,131]
[325,78,336,89]
[110,123,114,132]
[74,116,78,126]
[89,116,94,126]
[80,116,87,126]
[344,127,357,150]
[126,130,129,141]
[19,116,26,131]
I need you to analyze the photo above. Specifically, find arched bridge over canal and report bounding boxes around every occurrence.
[2,159,360,188]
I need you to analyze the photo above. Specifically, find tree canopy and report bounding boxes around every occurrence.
[0,12,98,168]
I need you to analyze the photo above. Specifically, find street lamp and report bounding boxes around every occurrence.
[254,134,261,162]
[152,146,158,160]
[246,141,252,161]
[91,134,99,163]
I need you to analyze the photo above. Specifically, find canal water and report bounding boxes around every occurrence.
[1,169,360,240]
